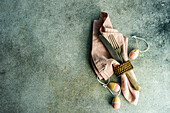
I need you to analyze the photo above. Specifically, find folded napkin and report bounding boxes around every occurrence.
[91,12,139,105]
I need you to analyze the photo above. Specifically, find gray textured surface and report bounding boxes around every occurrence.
[0,0,170,113]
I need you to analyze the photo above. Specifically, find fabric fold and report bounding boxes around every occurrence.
[91,12,139,105]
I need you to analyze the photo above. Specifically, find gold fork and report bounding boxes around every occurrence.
[108,35,141,91]
[108,35,122,60]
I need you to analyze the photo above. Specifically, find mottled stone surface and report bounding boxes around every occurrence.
[0,0,169,113]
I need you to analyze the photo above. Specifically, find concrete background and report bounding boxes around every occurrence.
[0,0,169,113]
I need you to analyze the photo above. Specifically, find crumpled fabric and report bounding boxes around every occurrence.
[91,12,139,105]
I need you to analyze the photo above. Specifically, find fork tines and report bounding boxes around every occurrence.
[108,35,119,49]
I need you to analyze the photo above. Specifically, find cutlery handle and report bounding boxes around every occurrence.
[126,72,141,91]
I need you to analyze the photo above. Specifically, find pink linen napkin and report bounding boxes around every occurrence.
[91,12,139,105]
